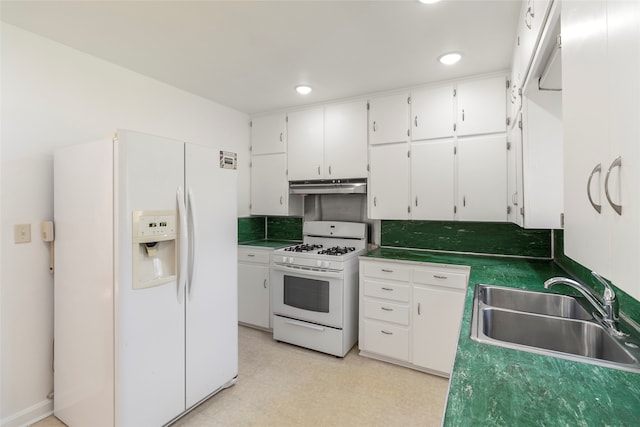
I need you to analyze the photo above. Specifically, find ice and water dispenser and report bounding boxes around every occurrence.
[132,211,178,289]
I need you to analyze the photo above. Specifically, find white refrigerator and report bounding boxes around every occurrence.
[53,129,238,426]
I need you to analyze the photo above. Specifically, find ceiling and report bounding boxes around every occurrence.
[0,0,521,115]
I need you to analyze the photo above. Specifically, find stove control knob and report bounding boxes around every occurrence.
[324,261,331,268]
[316,260,322,267]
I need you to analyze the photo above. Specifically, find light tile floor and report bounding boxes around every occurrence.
[33,325,449,426]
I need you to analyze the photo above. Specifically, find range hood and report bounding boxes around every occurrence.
[289,178,367,195]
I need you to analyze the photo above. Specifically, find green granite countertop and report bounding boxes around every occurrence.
[237,239,299,248]
[363,247,640,427]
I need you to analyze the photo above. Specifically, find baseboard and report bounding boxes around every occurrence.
[1,399,53,427]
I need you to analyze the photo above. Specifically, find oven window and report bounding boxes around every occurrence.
[283,275,330,313]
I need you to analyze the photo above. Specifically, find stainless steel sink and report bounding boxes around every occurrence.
[479,285,593,320]
[470,284,640,373]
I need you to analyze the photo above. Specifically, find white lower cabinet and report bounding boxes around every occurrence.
[359,258,469,377]
[237,246,272,330]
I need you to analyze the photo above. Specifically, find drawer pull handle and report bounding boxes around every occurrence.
[381,307,393,312]
[381,330,393,335]
[263,279,267,289]
[381,269,393,273]
[418,302,421,315]
[381,287,394,291]
[434,275,448,279]
[247,254,255,257]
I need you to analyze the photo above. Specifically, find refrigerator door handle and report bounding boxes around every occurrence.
[187,187,197,298]
[177,186,188,303]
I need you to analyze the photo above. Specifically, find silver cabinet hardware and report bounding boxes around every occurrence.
[418,302,421,315]
[373,121,377,132]
[247,254,255,257]
[381,269,393,273]
[279,195,283,205]
[279,132,283,142]
[263,279,267,289]
[463,196,466,207]
[462,109,465,121]
[328,165,332,175]
[381,307,393,312]
[605,156,622,215]
[381,287,393,291]
[434,274,448,279]
[381,330,393,335]
[587,163,602,213]
[414,116,418,127]
[373,196,377,207]
[415,196,418,207]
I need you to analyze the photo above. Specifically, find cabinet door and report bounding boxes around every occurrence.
[411,139,455,220]
[369,143,410,219]
[369,93,410,145]
[562,0,610,276]
[412,286,465,375]
[606,0,640,299]
[287,107,324,181]
[251,113,286,155]
[250,154,288,215]
[457,76,507,136]
[457,135,507,222]
[324,100,368,179]
[411,85,455,141]
[507,119,524,227]
[238,263,270,329]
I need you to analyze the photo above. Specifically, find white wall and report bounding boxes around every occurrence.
[0,23,250,426]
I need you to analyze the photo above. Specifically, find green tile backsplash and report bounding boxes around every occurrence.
[267,217,302,241]
[553,229,640,323]
[237,216,266,243]
[381,220,552,258]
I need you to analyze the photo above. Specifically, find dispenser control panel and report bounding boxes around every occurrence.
[133,212,177,240]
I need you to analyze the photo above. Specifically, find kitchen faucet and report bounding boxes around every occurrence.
[544,271,624,336]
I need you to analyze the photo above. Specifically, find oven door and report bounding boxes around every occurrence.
[272,263,344,329]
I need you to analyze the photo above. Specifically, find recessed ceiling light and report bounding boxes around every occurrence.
[438,52,462,65]
[418,0,441,4]
[295,85,312,95]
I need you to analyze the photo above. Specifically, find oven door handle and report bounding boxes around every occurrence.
[285,318,325,331]
[273,263,343,279]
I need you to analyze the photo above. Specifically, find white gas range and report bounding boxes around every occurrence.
[271,221,367,357]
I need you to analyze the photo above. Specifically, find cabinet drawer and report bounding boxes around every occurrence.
[362,262,411,282]
[363,298,409,325]
[362,319,409,361]
[362,279,410,303]
[413,268,468,290]
[237,248,270,264]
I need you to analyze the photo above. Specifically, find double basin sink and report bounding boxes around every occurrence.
[470,284,640,373]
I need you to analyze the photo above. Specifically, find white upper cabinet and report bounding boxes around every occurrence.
[250,153,291,216]
[411,140,455,220]
[456,76,507,136]
[369,93,410,145]
[457,135,508,222]
[287,102,367,181]
[562,0,640,300]
[287,107,325,181]
[324,100,368,179]
[369,142,410,219]
[411,85,455,141]
[251,113,287,155]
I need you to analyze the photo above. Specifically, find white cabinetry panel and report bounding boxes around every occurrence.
[411,139,455,220]
[324,100,368,179]
[287,107,325,181]
[411,85,455,141]
[369,93,410,145]
[251,113,286,155]
[457,76,507,136]
[457,135,507,222]
[368,143,410,219]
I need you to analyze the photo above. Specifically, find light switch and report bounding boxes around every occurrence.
[14,224,31,243]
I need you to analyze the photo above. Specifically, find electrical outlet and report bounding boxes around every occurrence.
[14,224,31,243]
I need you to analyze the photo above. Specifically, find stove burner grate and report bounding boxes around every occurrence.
[284,244,323,253]
[317,246,356,256]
